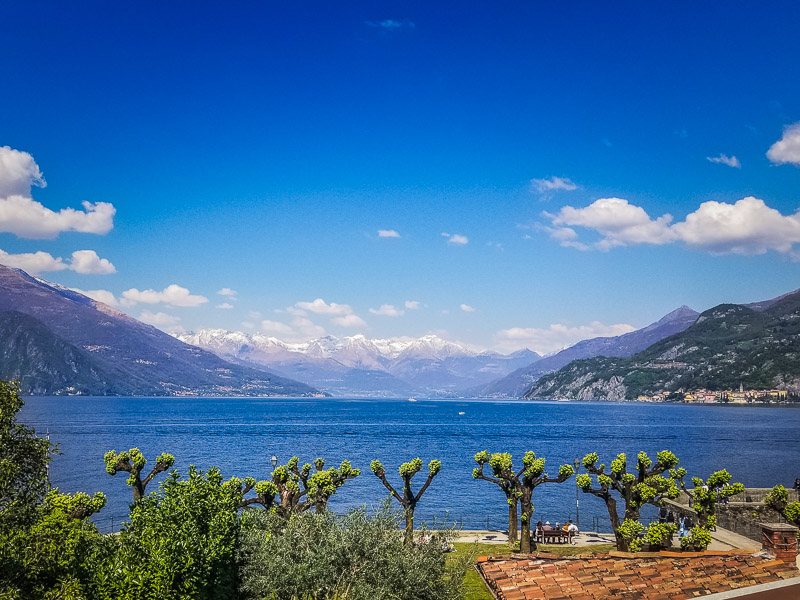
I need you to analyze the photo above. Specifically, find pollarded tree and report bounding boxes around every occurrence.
[576,450,680,551]
[472,452,520,547]
[765,485,800,528]
[473,450,574,553]
[371,457,441,546]
[238,456,360,517]
[673,468,744,550]
[104,448,175,502]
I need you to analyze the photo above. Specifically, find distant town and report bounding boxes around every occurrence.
[637,385,791,404]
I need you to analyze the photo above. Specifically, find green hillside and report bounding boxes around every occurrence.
[525,292,800,401]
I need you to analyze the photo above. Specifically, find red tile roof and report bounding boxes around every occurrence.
[476,551,799,600]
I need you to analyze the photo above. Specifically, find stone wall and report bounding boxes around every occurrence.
[667,487,799,543]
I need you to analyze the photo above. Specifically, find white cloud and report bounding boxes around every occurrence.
[0,248,115,276]
[0,249,66,274]
[0,145,45,197]
[217,287,238,298]
[216,303,234,309]
[544,195,800,257]
[546,198,676,250]
[442,232,469,245]
[248,310,263,319]
[460,303,475,313]
[495,321,636,354]
[139,310,184,333]
[378,229,400,238]
[121,284,208,307]
[767,121,800,166]
[291,316,326,338]
[71,288,118,307]
[672,196,800,255]
[0,145,115,239]
[332,314,367,328]
[261,320,294,335]
[404,300,421,310]
[706,154,741,168]
[68,249,116,274]
[295,298,354,316]
[369,304,404,317]
[530,176,578,194]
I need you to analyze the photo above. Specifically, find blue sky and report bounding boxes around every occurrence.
[1,2,799,353]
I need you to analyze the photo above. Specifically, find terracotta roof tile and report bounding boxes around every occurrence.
[476,551,799,600]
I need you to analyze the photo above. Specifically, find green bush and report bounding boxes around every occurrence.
[238,502,465,600]
[680,526,712,551]
[97,466,242,600]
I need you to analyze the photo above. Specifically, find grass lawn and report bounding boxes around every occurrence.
[451,542,616,600]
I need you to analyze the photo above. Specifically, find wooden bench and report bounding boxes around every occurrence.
[536,529,570,544]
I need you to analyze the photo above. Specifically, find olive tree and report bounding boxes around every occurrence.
[473,450,574,553]
[104,448,175,502]
[576,450,680,551]
[673,468,744,550]
[238,456,360,517]
[370,457,441,546]
[765,485,800,528]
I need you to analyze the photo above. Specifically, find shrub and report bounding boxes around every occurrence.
[238,502,465,600]
[97,466,242,600]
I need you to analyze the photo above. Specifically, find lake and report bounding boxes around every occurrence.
[20,397,800,533]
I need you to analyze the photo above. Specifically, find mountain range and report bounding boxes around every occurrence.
[470,305,700,397]
[0,265,319,396]
[177,330,540,397]
[525,289,800,401]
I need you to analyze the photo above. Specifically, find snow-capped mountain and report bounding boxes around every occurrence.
[177,330,540,397]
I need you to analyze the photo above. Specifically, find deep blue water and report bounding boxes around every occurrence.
[20,397,800,533]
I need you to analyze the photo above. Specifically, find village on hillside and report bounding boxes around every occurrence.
[637,385,790,404]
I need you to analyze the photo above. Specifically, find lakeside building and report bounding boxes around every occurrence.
[636,388,788,403]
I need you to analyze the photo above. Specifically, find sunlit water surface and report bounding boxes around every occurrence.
[20,397,800,532]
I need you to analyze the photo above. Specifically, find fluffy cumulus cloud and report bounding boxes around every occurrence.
[332,314,367,328]
[71,288,119,307]
[120,284,208,307]
[767,121,800,166]
[295,298,354,316]
[441,232,469,245]
[706,154,741,168]
[546,198,675,250]
[369,304,404,317]
[216,303,234,309]
[544,196,800,257]
[460,303,475,313]
[283,298,367,332]
[377,229,400,238]
[495,321,636,354]
[404,300,421,310]
[0,248,116,276]
[530,176,578,194]
[68,249,116,274]
[139,310,184,333]
[672,196,800,255]
[217,287,238,298]
[260,319,294,335]
[0,146,116,239]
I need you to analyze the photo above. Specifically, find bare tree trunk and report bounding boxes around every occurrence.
[605,497,627,551]
[507,499,518,547]
[519,500,533,553]
[404,506,414,546]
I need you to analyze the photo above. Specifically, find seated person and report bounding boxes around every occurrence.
[543,521,553,531]
[567,520,579,545]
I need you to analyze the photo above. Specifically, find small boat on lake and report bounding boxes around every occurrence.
[458,411,465,415]
[408,397,417,402]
